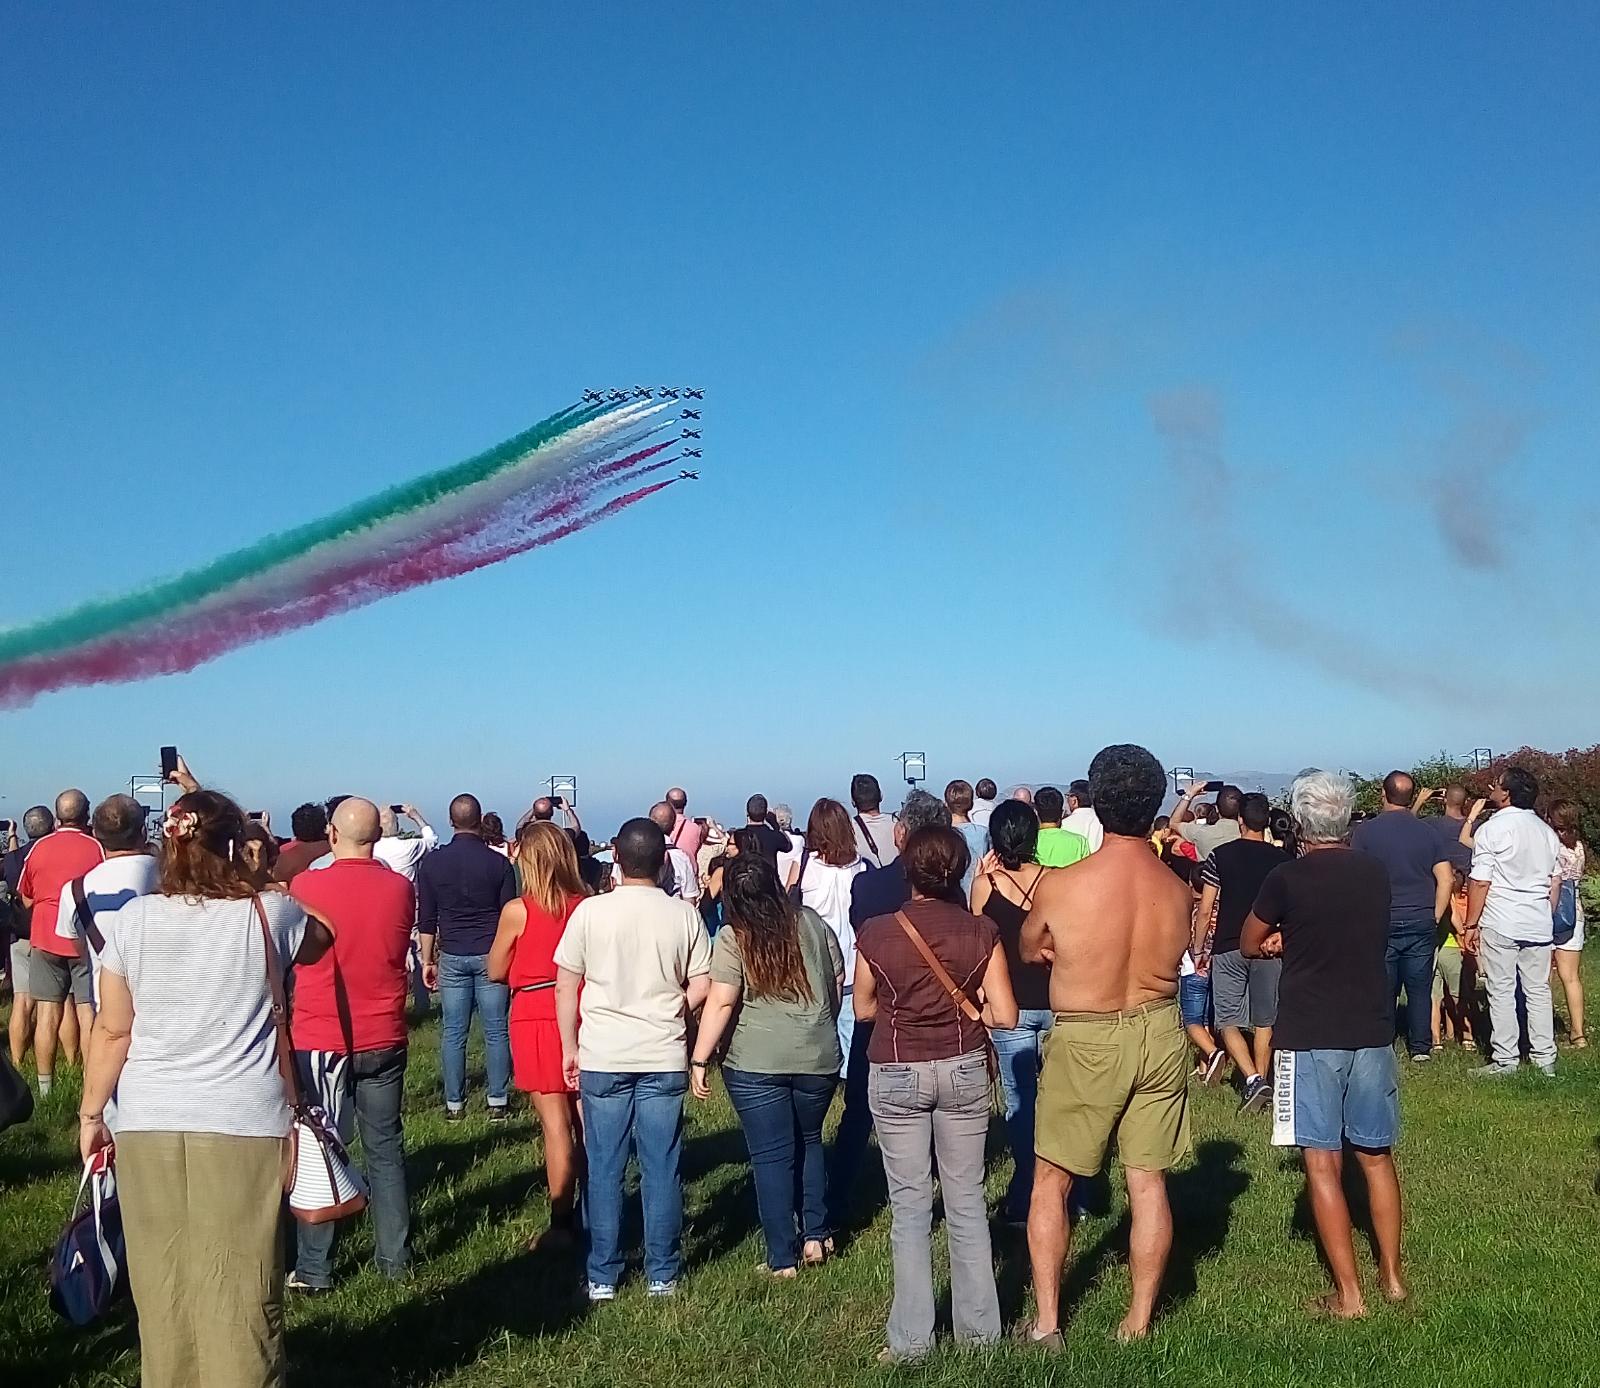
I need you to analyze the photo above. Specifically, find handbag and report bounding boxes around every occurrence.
[893,910,999,1083]
[0,1047,32,1134]
[1553,878,1579,948]
[786,848,812,906]
[49,1148,126,1326]
[254,897,369,1224]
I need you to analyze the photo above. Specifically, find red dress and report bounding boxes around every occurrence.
[509,894,581,1095]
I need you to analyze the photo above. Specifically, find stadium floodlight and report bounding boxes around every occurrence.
[548,774,578,807]
[1171,767,1195,794]
[1471,748,1493,771]
[129,774,166,810]
[899,752,927,787]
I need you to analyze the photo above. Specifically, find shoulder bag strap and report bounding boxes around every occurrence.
[69,876,105,957]
[254,895,304,1110]
[894,910,981,1024]
[855,815,880,861]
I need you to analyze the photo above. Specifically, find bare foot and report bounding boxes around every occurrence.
[1381,1277,1409,1305]
[1306,1291,1366,1320]
[1115,1317,1151,1344]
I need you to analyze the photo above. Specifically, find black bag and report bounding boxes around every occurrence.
[0,1047,32,1134]
[786,848,812,906]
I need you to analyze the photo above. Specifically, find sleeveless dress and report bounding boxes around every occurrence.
[509,893,581,1094]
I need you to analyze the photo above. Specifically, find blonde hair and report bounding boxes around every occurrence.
[514,820,588,917]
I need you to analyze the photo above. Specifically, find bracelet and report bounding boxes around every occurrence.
[79,1112,103,1123]
[690,1060,711,1070]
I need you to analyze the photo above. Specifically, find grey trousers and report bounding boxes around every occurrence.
[1479,930,1556,1068]
[867,1051,1001,1358]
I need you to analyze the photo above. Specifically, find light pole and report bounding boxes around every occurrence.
[898,752,927,788]
[1471,748,1492,772]
[1171,767,1195,796]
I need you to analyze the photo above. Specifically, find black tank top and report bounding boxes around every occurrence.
[981,870,1052,1012]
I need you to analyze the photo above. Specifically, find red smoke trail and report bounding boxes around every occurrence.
[0,476,679,705]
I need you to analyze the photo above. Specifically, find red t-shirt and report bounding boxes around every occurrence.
[20,829,105,957]
[290,858,415,1053]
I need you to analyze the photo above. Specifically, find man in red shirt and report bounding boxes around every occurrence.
[19,789,103,1096]
[288,796,415,1292]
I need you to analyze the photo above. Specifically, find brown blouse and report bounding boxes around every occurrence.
[857,897,998,1064]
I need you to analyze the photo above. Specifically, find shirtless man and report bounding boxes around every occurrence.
[1019,744,1193,1348]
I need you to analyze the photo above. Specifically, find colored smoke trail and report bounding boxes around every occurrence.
[0,399,692,706]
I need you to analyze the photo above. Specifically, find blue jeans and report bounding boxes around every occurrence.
[825,1018,875,1232]
[293,1046,411,1286]
[990,1009,1055,1219]
[1386,917,1434,1058]
[836,991,855,1079]
[723,1068,836,1270]
[439,952,510,1109]
[580,1070,688,1288]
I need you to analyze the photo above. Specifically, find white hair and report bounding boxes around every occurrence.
[1290,769,1355,844]
[773,803,794,830]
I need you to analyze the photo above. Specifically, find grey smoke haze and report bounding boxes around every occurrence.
[1143,385,1460,702]
[1426,409,1528,572]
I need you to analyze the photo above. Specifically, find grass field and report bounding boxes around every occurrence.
[4,970,1599,1388]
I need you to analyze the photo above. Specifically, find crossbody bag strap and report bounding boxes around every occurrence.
[253,895,303,1110]
[69,876,104,957]
[855,815,880,861]
[894,910,982,1024]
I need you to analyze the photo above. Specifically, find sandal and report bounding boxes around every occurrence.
[1573,1034,1588,1050]
[801,1240,827,1267]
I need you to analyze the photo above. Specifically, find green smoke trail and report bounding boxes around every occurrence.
[0,401,604,666]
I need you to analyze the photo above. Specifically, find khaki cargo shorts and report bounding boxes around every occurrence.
[1035,998,1191,1177]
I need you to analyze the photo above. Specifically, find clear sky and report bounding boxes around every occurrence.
[3,4,1597,833]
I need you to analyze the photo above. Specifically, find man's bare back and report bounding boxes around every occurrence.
[1022,836,1191,1014]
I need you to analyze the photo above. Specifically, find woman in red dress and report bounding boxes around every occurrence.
[489,820,588,1244]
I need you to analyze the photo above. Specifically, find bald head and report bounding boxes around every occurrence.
[649,801,677,833]
[55,788,90,827]
[449,794,483,831]
[530,797,555,821]
[331,797,382,858]
[666,787,688,814]
[1382,770,1415,809]
[1011,786,1034,805]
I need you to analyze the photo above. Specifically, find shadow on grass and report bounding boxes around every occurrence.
[289,1242,588,1388]
[994,1138,1249,1326]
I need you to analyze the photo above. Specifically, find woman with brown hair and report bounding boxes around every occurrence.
[691,853,844,1276]
[1548,799,1586,1048]
[489,820,590,1243]
[854,825,1018,1363]
[239,820,281,891]
[78,788,331,1388]
[783,797,864,1068]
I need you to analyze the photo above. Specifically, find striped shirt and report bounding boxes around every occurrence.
[98,892,307,1137]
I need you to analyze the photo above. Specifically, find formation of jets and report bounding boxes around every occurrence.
[580,389,709,477]
[583,386,705,403]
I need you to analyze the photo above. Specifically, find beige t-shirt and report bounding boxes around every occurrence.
[552,884,712,1073]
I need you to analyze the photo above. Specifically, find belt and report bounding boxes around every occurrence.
[514,981,556,994]
[1053,998,1178,1024]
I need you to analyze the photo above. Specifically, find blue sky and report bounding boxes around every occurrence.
[3,4,1597,832]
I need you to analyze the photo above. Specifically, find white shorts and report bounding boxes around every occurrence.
[1556,918,1585,953]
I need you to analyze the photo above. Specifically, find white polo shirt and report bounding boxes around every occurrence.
[1471,806,1560,944]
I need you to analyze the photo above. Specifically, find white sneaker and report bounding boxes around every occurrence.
[586,1283,617,1303]
[1470,1062,1519,1079]
[647,1280,678,1298]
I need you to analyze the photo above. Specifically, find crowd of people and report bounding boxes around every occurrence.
[0,747,1587,1381]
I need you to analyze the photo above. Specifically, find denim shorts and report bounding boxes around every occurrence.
[1179,973,1211,1028]
[1271,1047,1399,1151]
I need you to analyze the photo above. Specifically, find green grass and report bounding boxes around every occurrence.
[4,968,1600,1388]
